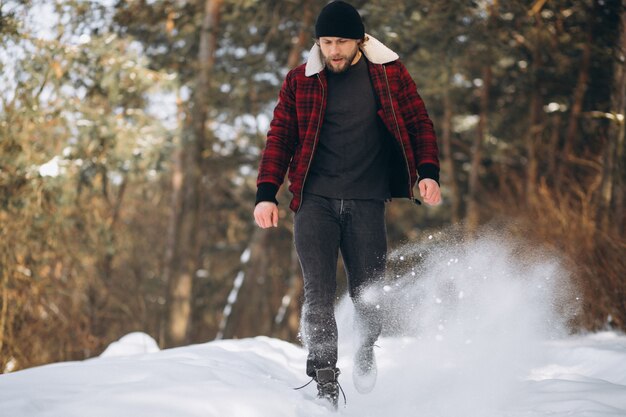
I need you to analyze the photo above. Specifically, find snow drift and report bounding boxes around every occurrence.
[1,233,625,417]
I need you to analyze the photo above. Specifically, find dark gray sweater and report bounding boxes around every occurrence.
[303,55,390,200]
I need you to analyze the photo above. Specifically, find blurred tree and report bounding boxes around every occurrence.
[1,0,625,372]
[0,0,173,370]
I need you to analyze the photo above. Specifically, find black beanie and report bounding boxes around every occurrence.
[315,1,365,40]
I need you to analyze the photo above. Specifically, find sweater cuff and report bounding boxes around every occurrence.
[417,163,440,185]
[255,182,279,206]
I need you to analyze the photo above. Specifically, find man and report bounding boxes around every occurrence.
[254,0,441,408]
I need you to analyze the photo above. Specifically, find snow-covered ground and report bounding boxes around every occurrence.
[1,234,625,416]
[1,331,625,417]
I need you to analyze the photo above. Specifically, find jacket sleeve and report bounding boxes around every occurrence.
[396,61,440,183]
[256,71,299,204]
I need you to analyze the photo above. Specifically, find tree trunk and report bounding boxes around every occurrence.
[466,65,491,233]
[441,68,461,223]
[165,0,222,347]
[223,232,272,339]
[287,1,314,70]
[524,13,547,205]
[0,258,8,367]
[465,3,498,233]
[598,8,626,234]
[163,140,185,346]
[547,113,562,178]
[525,85,542,204]
[557,28,592,187]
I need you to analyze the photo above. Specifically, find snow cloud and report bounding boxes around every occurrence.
[335,229,578,417]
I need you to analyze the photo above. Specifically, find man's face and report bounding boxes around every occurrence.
[318,37,361,74]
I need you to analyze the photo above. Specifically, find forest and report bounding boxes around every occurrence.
[0,0,624,373]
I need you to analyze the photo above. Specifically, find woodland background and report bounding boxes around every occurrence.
[0,0,624,373]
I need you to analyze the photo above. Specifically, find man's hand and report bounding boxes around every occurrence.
[419,179,441,206]
[254,202,279,228]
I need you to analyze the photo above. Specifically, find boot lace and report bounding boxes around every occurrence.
[293,370,347,406]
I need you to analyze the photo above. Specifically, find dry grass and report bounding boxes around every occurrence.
[483,177,626,331]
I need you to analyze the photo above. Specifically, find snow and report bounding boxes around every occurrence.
[1,331,624,417]
[1,234,625,416]
[38,156,62,177]
[99,332,160,358]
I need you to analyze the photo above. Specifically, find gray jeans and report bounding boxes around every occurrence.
[294,193,387,377]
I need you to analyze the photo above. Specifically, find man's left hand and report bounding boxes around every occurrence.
[419,179,441,206]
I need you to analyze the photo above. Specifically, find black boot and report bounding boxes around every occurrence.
[315,368,340,410]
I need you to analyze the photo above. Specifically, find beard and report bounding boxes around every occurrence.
[322,46,360,74]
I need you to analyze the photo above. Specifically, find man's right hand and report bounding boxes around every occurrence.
[254,202,279,228]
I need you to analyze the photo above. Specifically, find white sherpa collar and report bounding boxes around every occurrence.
[304,33,399,77]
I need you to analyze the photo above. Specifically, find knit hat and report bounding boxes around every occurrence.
[315,1,365,40]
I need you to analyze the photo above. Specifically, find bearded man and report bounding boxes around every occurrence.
[254,0,441,409]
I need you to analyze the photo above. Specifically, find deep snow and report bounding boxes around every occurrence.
[1,234,625,417]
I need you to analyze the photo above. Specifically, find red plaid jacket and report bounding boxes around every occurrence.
[257,36,439,212]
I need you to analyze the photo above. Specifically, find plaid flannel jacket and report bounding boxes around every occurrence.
[257,42,439,212]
